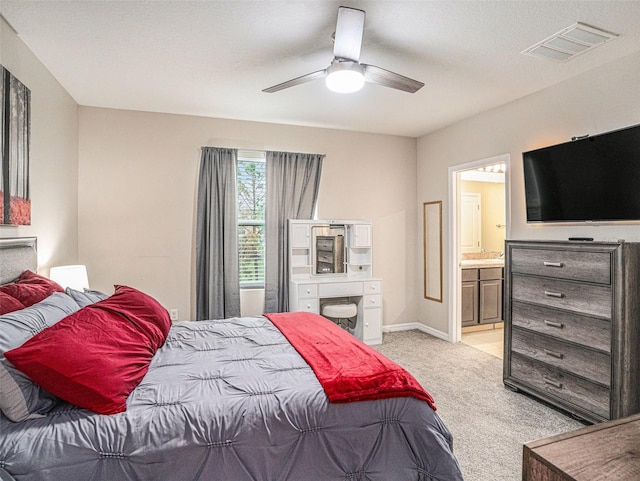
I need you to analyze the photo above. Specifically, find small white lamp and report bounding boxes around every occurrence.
[49,265,90,290]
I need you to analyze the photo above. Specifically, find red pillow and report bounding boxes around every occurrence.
[0,270,64,308]
[18,270,64,291]
[5,285,171,415]
[0,292,25,315]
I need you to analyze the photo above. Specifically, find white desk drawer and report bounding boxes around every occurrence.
[318,282,363,297]
[363,280,382,294]
[364,294,382,309]
[296,298,319,313]
[297,284,318,299]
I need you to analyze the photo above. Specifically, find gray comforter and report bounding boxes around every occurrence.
[0,316,463,480]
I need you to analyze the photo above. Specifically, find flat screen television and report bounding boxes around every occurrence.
[523,123,640,223]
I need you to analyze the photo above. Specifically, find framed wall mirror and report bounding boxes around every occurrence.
[423,201,443,302]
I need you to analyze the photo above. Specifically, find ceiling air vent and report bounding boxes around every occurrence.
[522,22,618,62]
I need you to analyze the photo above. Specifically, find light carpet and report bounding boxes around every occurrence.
[373,330,584,481]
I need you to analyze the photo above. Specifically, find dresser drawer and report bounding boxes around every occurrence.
[316,238,334,250]
[363,280,382,294]
[296,298,319,313]
[318,281,363,297]
[364,294,382,309]
[297,284,318,299]
[512,328,611,385]
[510,353,610,420]
[511,248,611,284]
[511,302,611,352]
[512,274,612,318]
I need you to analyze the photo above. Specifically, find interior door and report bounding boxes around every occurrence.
[461,193,481,253]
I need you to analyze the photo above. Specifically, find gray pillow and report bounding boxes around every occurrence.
[0,292,80,422]
[64,287,109,307]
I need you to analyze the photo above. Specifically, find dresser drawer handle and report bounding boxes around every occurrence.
[544,291,564,298]
[543,377,563,389]
[544,349,564,360]
[543,261,564,268]
[544,320,564,329]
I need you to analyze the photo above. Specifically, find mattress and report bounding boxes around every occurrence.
[0,316,463,481]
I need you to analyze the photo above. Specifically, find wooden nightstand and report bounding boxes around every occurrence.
[523,413,640,480]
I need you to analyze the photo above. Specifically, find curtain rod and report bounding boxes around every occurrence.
[200,147,325,156]
[200,147,263,153]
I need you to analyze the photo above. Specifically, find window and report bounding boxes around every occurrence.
[237,151,266,288]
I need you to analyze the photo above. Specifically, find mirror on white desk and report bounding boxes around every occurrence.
[311,224,346,275]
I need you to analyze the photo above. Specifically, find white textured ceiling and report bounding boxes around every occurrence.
[2,1,640,138]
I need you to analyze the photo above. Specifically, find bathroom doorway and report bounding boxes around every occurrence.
[447,154,510,351]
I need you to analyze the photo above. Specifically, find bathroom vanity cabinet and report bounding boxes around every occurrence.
[503,240,640,423]
[461,266,503,327]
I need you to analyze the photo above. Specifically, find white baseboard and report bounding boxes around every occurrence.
[382,322,452,342]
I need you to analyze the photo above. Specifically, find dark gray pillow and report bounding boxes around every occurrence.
[64,287,109,307]
[0,292,80,422]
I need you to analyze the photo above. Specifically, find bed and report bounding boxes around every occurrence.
[0,237,463,481]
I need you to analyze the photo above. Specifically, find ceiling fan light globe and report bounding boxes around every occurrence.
[325,63,365,93]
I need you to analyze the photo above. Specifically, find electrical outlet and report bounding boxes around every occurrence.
[169,309,179,321]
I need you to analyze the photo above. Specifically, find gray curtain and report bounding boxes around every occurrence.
[264,151,324,313]
[195,147,241,320]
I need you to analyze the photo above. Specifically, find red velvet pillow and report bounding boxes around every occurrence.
[0,270,64,308]
[18,270,64,291]
[5,285,171,415]
[0,292,25,315]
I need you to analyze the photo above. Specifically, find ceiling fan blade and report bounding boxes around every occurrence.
[362,64,424,93]
[262,69,327,93]
[333,7,365,61]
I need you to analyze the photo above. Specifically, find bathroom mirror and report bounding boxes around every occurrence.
[423,201,443,302]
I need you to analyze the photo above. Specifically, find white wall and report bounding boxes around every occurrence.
[417,50,640,335]
[0,17,79,273]
[78,107,417,324]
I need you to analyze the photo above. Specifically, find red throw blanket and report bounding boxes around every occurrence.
[265,311,436,410]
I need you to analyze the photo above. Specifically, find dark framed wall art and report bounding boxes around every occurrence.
[1,65,31,225]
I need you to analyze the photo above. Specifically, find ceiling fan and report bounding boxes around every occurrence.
[263,6,424,94]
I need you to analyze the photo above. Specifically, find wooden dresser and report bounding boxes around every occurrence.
[503,240,640,423]
[523,413,640,480]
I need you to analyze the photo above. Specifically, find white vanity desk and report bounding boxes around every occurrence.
[289,276,383,345]
[287,219,383,345]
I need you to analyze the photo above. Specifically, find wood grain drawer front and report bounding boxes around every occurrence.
[511,353,610,420]
[461,268,478,282]
[512,275,612,318]
[512,328,611,385]
[511,248,611,284]
[511,302,611,353]
[480,267,503,280]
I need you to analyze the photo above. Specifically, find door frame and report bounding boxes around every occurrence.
[447,153,510,343]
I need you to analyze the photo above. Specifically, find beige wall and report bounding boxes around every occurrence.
[461,180,506,253]
[0,17,79,273]
[417,50,640,335]
[78,107,418,324]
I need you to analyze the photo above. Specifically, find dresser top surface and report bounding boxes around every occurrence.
[525,413,640,480]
